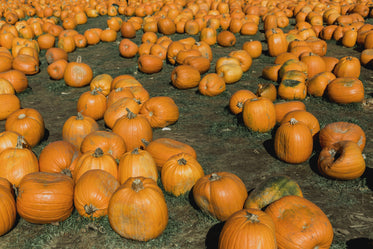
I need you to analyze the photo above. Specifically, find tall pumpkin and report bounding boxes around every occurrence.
[16,172,74,224]
[108,177,168,241]
[274,118,313,164]
[0,185,16,236]
[193,172,248,221]
[242,97,276,133]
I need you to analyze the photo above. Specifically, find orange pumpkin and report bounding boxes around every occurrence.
[242,97,276,133]
[64,56,93,87]
[77,89,107,120]
[0,185,16,236]
[139,96,179,128]
[199,73,226,96]
[229,89,257,114]
[326,77,365,104]
[171,65,201,89]
[0,94,21,121]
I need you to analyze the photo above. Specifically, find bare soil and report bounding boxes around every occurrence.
[0,15,372,249]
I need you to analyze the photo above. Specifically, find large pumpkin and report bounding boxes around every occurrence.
[242,97,276,133]
[16,172,74,224]
[265,195,333,249]
[218,208,277,249]
[0,185,16,236]
[108,177,168,241]
[193,172,248,221]
[64,56,93,87]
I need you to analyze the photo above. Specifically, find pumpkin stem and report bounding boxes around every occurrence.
[132,178,144,192]
[141,138,149,147]
[329,148,342,162]
[209,173,221,181]
[126,108,136,119]
[92,87,102,95]
[132,148,139,154]
[245,212,260,223]
[289,118,298,125]
[15,136,26,149]
[76,112,84,120]
[115,87,123,92]
[84,204,98,215]
[76,55,82,63]
[61,168,72,178]
[236,101,243,109]
[18,113,26,119]
[13,184,18,197]
[177,158,187,165]
[93,147,104,157]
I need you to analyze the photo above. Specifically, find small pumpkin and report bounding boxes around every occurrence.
[138,54,163,74]
[229,89,257,114]
[217,30,236,47]
[0,94,21,121]
[77,88,107,120]
[104,97,140,129]
[139,96,179,128]
[64,56,93,87]
[171,65,201,89]
[256,83,277,101]
[47,59,68,80]
[198,73,226,96]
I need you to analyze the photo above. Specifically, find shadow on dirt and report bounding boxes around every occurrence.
[205,222,225,249]
[347,237,373,249]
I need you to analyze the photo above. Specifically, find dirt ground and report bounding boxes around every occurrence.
[0,15,372,249]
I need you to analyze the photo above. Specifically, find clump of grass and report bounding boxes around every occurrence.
[47,80,70,94]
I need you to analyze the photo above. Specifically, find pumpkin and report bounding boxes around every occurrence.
[229,50,253,72]
[217,30,236,47]
[139,96,179,128]
[39,140,79,177]
[319,122,366,151]
[5,108,44,147]
[45,47,68,64]
[183,56,211,74]
[74,169,120,218]
[262,64,282,82]
[62,112,99,149]
[73,148,118,183]
[300,52,326,79]
[218,208,277,249]
[0,78,15,95]
[326,77,365,104]
[64,56,93,87]
[144,137,197,171]
[265,195,333,249]
[112,109,153,151]
[274,101,306,123]
[0,185,16,236]
[318,140,366,180]
[157,17,176,35]
[256,83,277,102]
[138,54,163,74]
[106,88,135,107]
[118,148,158,184]
[267,29,288,57]
[242,40,262,59]
[89,74,113,96]
[0,55,12,73]
[0,131,20,154]
[77,89,107,120]
[0,94,21,121]
[104,97,140,129]
[216,63,243,84]
[274,118,313,164]
[0,70,28,93]
[242,97,276,133]
[161,152,204,197]
[333,56,361,78]
[244,175,303,210]
[307,71,336,97]
[281,110,319,137]
[199,73,226,96]
[80,131,126,160]
[12,54,39,75]
[193,172,248,221]
[108,177,168,241]
[229,89,257,114]
[171,65,201,89]
[119,38,138,58]
[16,172,74,224]
[47,59,68,80]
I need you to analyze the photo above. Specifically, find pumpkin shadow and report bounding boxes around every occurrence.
[205,222,225,249]
[40,128,50,144]
[347,237,373,249]
[362,167,373,191]
[262,124,280,160]
[188,186,199,211]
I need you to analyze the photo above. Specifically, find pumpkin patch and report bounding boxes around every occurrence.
[0,0,370,247]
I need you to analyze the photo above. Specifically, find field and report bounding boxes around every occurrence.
[0,13,372,249]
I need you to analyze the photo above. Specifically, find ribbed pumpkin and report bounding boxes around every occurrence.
[229,89,257,114]
[118,148,158,184]
[265,195,333,249]
[306,71,336,97]
[0,131,20,154]
[80,131,127,160]
[103,97,140,129]
[0,69,28,93]
[274,118,313,164]
[5,108,45,147]
[256,83,277,102]
[318,140,366,180]
[144,138,197,171]
[161,153,204,197]
[108,177,168,241]
[73,148,118,183]
[333,56,361,78]
[38,140,79,177]
[77,89,107,120]
[62,113,99,150]
[112,109,153,151]
[193,172,248,221]
[74,169,120,218]
[139,96,179,128]
[319,122,366,151]
[274,101,306,123]
[89,74,113,97]
[244,175,303,210]
[242,97,276,133]
[218,208,277,249]
[171,65,201,89]
[16,172,74,224]
[0,185,16,236]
